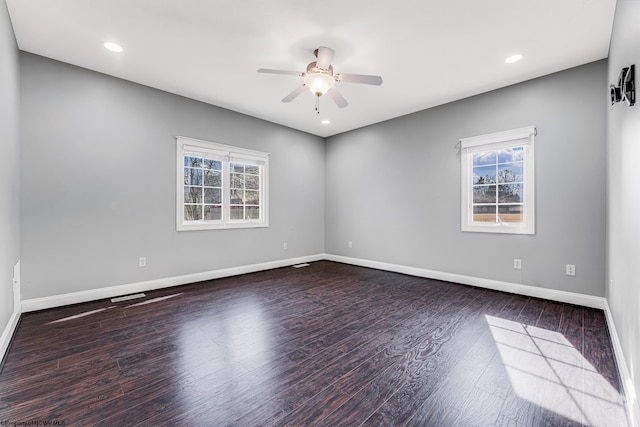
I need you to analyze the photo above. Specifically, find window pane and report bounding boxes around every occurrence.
[473,185,496,203]
[204,205,222,221]
[204,188,221,204]
[245,175,259,190]
[499,184,523,203]
[498,163,523,183]
[246,165,259,175]
[204,159,222,170]
[498,146,524,163]
[204,170,222,187]
[246,206,260,219]
[230,206,244,220]
[231,163,244,173]
[184,168,202,185]
[245,190,260,205]
[499,205,523,222]
[184,205,201,221]
[184,156,202,167]
[230,189,244,204]
[473,152,496,166]
[184,187,202,203]
[473,165,496,185]
[473,205,496,222]
[231,173,245,189]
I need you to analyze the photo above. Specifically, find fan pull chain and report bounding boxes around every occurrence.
[315,94,320,114]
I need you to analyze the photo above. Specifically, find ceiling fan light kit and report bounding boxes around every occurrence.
[258,46,383,113]
[304,63,335,96]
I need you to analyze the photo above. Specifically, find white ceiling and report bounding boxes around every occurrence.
[6,0,617,138]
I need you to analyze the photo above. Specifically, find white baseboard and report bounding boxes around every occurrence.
[604,300,640,427]
[0,309,21,366]
[325,254,606,309]
[21,254,324,313]
[21,253,607,313]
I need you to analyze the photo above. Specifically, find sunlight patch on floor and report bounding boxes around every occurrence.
[127,292,183,307]
[486,315,628,427]
[46,306,115,324]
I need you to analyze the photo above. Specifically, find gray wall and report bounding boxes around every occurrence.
[19,53,325,300]
[607,0,640,417]
[326,60,607,297]
[0,1,20,332]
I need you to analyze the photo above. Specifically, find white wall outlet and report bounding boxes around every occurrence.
[348,241,353,248]
[138,257,147,268]
[283,242,288,250]
[566,264,576,276]
[513,259,522,270]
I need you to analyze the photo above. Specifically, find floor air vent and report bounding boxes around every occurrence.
[111,293,146,303]
[292,263,310,268]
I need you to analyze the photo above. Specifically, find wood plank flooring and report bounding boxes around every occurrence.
[0,261,630,426]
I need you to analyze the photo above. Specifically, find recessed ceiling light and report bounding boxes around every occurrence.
[321,120,331,125]
[505,54,523,64]
[103,42,123,53]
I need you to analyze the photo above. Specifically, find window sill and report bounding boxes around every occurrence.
[177,221,269,231]
[462,222,534,235]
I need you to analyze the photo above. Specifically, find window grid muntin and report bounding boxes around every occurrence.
[229,162,262,221]
[183,151,224,222]
[472,146,525,223]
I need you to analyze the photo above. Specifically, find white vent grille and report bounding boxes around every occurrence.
[292,263,310,268]
[111,293,146,303]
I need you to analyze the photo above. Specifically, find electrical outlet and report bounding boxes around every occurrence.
[283,242,288,250]
[566,264,576,276]
[513,259,521,270]
[138,257,147,268]
[348,241,353,248]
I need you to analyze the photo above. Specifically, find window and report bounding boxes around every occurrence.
[177,136,269,231]
[460,126,535,234]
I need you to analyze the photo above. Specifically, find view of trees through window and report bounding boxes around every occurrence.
[177,137,269,231]
[184,152,260,221]
[472,146,524,223]
[183,154,262,222]
[230,162,261,220]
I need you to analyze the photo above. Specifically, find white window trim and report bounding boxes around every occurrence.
[460,126,535,235]
[176,136,269,231]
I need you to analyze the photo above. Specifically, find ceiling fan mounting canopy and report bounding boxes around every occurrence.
[257,46,383,109]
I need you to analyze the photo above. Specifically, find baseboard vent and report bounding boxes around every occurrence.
[292,263,310,268]
[111,293,146,303]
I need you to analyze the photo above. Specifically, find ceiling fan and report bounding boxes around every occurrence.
[257,46,383,112]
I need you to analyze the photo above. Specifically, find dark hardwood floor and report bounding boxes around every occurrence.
[0,261,630,426]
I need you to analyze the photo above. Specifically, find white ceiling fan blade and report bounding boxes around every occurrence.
[335,73,383,86]
[258,68,303,76]
[281,85,307,103]
[328,88,348,108]
[315,46,335,69]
